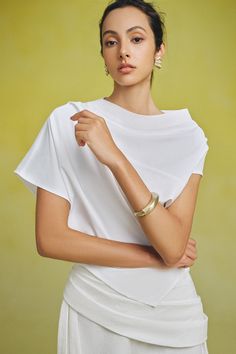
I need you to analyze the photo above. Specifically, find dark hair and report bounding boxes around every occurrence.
[99,0,166,87]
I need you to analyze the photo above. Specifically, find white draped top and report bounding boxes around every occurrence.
[14,97,209,307]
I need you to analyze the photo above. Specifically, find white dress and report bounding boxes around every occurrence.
[14,97,210,353]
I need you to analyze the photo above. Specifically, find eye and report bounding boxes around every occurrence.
[104,40,117,47]
[104,37,144,47]
[132,37,144,43]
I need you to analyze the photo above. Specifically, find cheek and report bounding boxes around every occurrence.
[103,50,115,65]
[131,42,154,62]
[135,52,154,71]
[139,42,155,58]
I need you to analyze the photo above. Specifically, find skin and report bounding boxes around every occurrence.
[36,5,199,269]
[100,6,165,115]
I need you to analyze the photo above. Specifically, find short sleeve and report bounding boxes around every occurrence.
[192,150,208,176]
[14,112,70,202]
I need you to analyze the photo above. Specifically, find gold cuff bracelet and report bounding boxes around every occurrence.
[133,192,159,217]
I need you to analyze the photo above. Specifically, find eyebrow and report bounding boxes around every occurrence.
[102,26,147,38]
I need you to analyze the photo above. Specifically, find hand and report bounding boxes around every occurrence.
[172,238,198,268]
[70,110,122,166]
[147,238,197,269]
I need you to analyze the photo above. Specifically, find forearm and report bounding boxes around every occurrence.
[108,151,187,265]
[38,226,167,269]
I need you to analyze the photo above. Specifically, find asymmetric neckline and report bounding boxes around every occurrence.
[91,97,190,131]
[102,97,166,118]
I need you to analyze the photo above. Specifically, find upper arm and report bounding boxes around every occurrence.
[166,173,202,248]
[35,187,70,255]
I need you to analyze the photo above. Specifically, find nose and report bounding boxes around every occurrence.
[119,42,130,60]
[120,52,130,60]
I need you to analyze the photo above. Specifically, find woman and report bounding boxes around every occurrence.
[14,0,209,353]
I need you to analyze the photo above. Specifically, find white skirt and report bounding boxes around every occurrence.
[57,264,209,354]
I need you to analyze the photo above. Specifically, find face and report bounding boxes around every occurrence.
[101,6,164,86]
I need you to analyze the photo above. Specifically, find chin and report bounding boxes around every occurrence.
[112,74,143,87]
[115,80,140,87]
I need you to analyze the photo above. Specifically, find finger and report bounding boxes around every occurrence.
[184,242,196,254]
[74,121,90,146]
[75,130,87,140]
[75,122,89,131]
[70,110,97,120]
[176,259,193,268]
[186,243,197,253]
[77,139,86,146]
[75,117,94,124]
[183,260,194,268]
[184,246,195,259]
[188,238,197,246]
[185,248,197,260]
[185,241,197,251]
[70,113,81,121]
[180,255,194,267]
[79,140,86,146]
[71,116,95,126]
[78,109,97,118]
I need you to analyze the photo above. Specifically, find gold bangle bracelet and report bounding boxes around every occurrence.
[133,192,159,217]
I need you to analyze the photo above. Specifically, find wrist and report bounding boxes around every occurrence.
[107,148,127,171]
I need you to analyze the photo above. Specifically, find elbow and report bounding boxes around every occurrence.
[36,239,48,257]
[35,231,51,257]
[35,224,68,258]
[162,247,185,267]
[163,253,183,267]
[35,228,67,258]
[162,227,189,267]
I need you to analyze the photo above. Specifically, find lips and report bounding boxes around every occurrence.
[118,63,136,70]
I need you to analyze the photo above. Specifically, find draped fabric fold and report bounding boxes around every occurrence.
[63,264,208,348]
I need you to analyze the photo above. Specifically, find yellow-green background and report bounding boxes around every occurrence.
[1,0,235,353]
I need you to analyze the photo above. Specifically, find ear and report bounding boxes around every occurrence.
[155,42,165,58]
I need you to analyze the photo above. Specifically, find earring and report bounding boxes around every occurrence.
[104,64,109,76]
[154,56,162,69]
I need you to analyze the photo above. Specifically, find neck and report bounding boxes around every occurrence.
[106,79,163,116]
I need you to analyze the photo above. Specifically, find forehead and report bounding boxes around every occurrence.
[102,6,151,33]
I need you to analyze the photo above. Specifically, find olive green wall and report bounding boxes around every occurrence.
[1,1,235,353]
